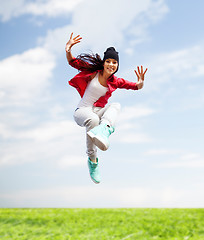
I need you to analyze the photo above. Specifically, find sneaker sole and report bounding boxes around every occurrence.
[90,176,100,184]
[87,130,95,139]
[93,136,109,151]
[87,131,109,151]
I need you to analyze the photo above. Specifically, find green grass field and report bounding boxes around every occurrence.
[0,208,203,239]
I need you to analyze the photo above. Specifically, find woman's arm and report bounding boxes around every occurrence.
[65,32,82,64]
[116,66,148,90]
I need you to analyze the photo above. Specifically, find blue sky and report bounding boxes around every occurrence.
[0,0,204,207]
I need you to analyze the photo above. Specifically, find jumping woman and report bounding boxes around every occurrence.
[66,32,147,184]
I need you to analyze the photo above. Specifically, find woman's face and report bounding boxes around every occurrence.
[103,58,118,75]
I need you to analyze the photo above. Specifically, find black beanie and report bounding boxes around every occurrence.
[103,47,119,63]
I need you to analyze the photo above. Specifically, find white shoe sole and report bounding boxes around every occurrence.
[87,131,109,151]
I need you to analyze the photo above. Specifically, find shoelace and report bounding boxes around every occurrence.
[102,125,113,136]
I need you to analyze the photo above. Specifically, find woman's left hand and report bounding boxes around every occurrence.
[134,66,148,89]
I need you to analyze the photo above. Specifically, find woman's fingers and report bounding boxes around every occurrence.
[76,37,82,42]
[72,40,81,46]
[69,33,82,43]
[135,66,148,81]
[73,34,80,40]
[134,70,139,79]
[137,66,141,75]
[70,32,73,39]
[138,66,147,74]
[73,35,82,41]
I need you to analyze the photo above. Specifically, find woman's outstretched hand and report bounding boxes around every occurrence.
[134,66,148,89]
[65,32,82,52]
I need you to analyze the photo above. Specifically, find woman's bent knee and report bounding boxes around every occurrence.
[73,107,99,128]
[84,116,99,130]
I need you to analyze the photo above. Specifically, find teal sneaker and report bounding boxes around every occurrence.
[87,123,115,151]
[88,158,100,184]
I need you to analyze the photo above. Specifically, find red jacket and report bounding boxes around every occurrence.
[68,58,138,108]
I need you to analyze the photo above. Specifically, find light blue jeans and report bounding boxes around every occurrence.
[73,103,121,159]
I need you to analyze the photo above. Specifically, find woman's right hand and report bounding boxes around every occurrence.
[65,32,82,52]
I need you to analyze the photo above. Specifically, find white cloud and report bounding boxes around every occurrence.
[111,105,154,143]
[145,149,174,156]
[145,0,169,22]
[57,155,86,169]
[144,149,204,169]
[39,0,169,55]
[0,138,85,168]
[159,160,204,168]
[142,43,204,112]
[147,45,204,91]
[72,0,168,52]
[1,185,203,207]
[119,105,155,122]
[0,123,10,139]
[0,142,40,167]
[40,24,71,55]
[145,148,182,156]
[115,132,152,144]
[0,119,85,167]
[0,186,147,207]
[24,0,84,17]
[157,153,204,168]
[0,0,84,22]
[0,47,55,106]
[0,0,23,22]
[18,120,79,142]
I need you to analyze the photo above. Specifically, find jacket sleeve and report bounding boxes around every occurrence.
[69,57,90,71]
[116,77,138,90]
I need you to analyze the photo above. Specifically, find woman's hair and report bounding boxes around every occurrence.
[73,53,104,72]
